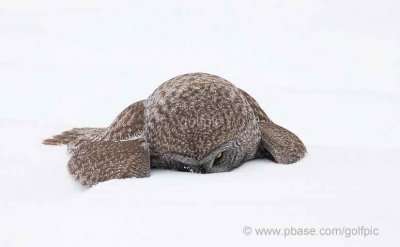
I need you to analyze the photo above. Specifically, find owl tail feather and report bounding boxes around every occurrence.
[42,128,105,145]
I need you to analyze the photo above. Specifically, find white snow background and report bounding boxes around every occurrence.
[0,1,399,246]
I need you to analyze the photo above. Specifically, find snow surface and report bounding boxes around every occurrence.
[0,1,399,246]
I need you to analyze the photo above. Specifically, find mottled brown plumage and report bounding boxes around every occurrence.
[43,72,306,186]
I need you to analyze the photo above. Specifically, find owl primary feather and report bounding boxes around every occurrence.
[43,73,307,186]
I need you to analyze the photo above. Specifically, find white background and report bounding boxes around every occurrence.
[0,1,399,246]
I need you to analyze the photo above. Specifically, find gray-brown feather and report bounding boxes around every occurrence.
[259,121,307,164]
[102,100,145,141]
[143,73,261,170]
[238,88,306,163]
[43,72,307,186]
[68,139,150,186]
[44,101,149,186]
[42,128,105,146]
[238,88,271,123]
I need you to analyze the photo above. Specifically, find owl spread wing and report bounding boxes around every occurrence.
[102,100,146,141]
[43,128,106,146]
[238,88,271,123]
[68,139,150,186]
[43,100,150,186]
[238,88,307,164]
[258,121,307,164]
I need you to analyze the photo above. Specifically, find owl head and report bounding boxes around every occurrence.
[144,73,261,173]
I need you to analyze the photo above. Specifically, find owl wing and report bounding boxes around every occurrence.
[102,100,146,141]
[68,138,150,186]
[238,88,307,164]
[43,128,106,145]
[238,88,271,123]
[69,100,150,186]
[258,121,307,164]
[44,100,150,186]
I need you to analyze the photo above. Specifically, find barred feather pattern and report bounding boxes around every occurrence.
[102,100,145,141]
[237,88,306,161]
[43,101,149,186]
[144,73,261,169]
[67,139,150,186]
[259,121,307,164]
[238,89,271,123]
[42,128,105,146]
[44,72,307,187]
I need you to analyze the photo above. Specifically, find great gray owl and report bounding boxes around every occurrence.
[44,73,307,186]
